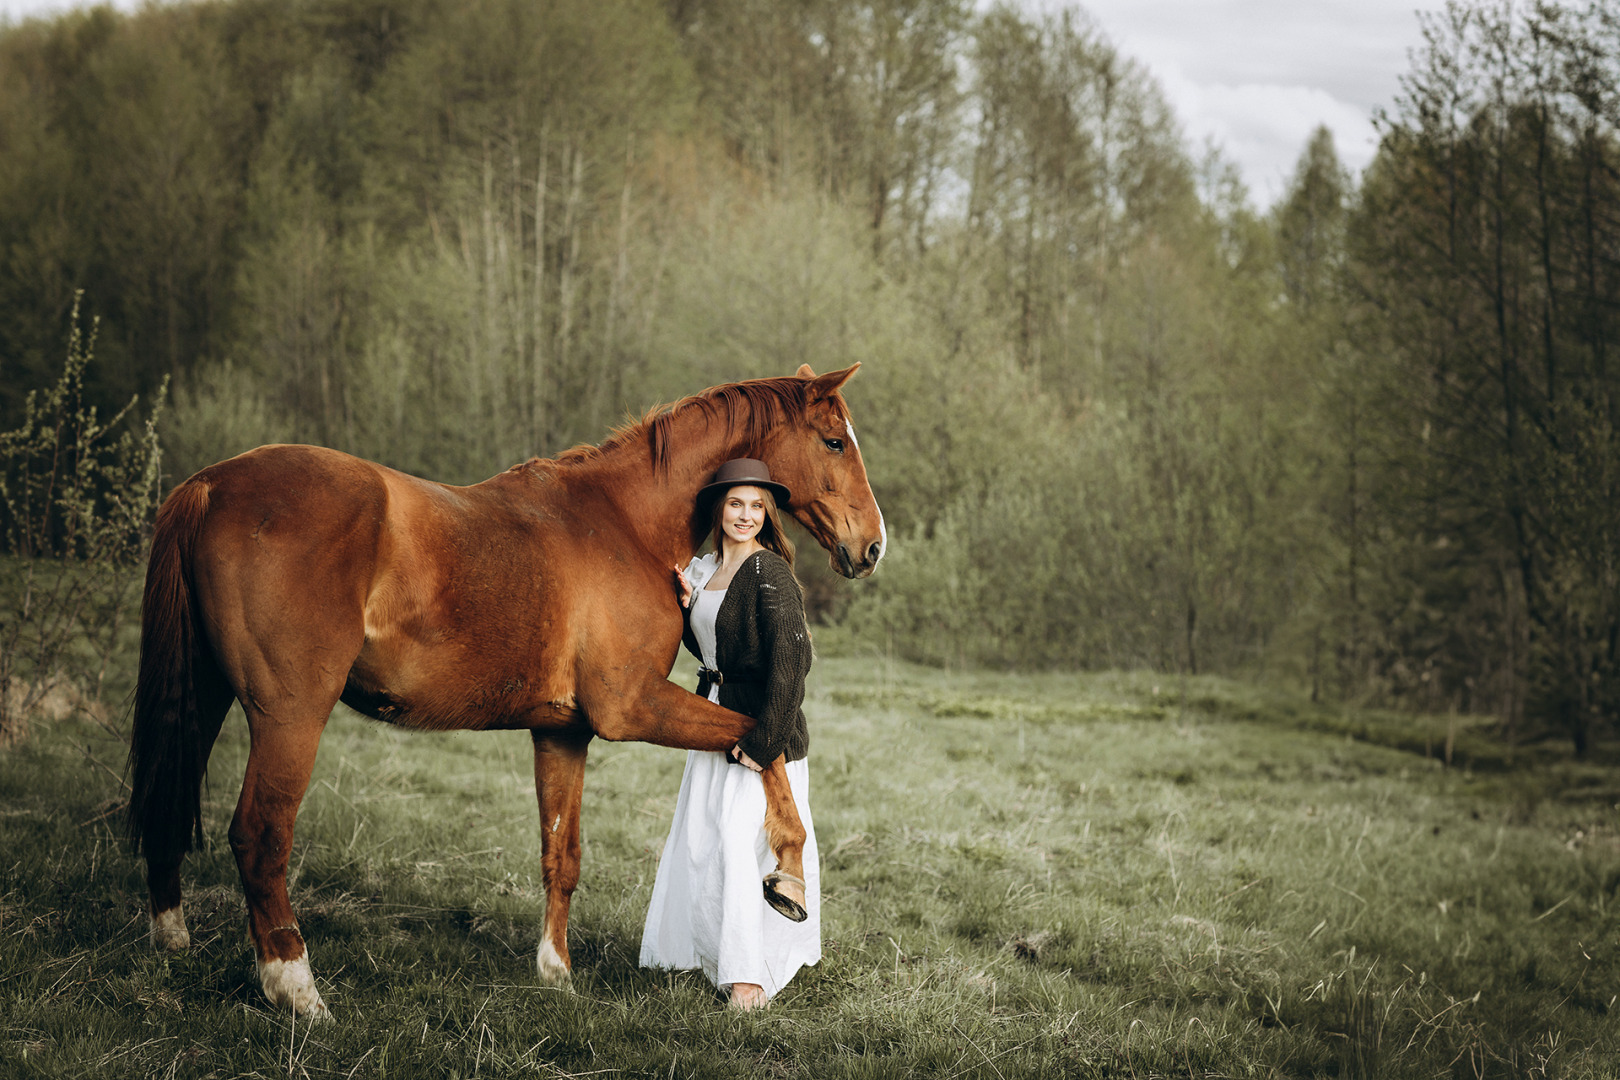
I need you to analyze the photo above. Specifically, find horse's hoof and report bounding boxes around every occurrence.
[150,906,190,951]
[763,871,808,923]
[535,938,574,990]
[302,997,334,1022]
[258,956,333,1021]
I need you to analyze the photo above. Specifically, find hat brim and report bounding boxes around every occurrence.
[697,478,791,507]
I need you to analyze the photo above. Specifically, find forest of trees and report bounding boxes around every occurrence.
[1,0,1617,751]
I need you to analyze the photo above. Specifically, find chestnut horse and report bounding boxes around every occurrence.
[125,364,883,1019]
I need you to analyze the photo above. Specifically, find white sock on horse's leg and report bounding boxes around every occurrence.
[536,932,572,987]
[150,905,190,950]
[258,952,332,1020]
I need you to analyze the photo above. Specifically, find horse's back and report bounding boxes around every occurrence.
[169,444,663,732]
[186,444,394,595]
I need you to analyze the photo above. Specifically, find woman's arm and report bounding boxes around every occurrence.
[675,560,704,660]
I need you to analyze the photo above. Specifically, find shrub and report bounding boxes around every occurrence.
[0,294,164,742]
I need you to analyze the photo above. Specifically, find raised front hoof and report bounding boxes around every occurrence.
[535,938,574,990]
[150,907,190,951]
[258,957,333,1021]
[763,871,808,923]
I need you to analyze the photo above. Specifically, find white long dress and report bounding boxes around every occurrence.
[638,580,821,999]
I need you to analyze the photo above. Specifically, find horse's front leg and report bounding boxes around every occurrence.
[585,674,809,922]
[756,761,809,921]
[531,731,591,986]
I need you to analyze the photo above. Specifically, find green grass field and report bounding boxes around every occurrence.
[2,654,1617,1078]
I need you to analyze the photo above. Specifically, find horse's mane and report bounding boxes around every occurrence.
[552,375,847,472]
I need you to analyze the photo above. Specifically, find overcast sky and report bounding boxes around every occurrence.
[1054,0,1446,205]
[1,0,1445,208]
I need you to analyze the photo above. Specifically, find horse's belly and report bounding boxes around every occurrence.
[342,638,581,732]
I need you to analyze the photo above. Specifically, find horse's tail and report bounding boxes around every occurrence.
[126,478,216,861]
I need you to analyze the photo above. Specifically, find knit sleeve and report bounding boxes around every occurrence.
[736,556,812,766]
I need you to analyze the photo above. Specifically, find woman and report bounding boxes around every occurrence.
[639,458,820,1011]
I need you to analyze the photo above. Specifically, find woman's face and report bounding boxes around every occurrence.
[719,485,768,547]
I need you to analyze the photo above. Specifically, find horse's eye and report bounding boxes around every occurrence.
[824,438,844,454]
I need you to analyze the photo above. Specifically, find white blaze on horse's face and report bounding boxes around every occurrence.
[775,362,885,578]
[843,418,885,566]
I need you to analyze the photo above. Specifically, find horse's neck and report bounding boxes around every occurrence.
[576,428,753,565]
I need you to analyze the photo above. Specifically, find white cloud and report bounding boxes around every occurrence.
[1030,0,1448,207]
[0,0,106,21]
[1153,63,1380,206]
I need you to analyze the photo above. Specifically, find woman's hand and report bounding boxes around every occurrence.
[673,565,693,609]
[730,745,763,772]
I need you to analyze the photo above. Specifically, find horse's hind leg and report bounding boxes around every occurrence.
[531,731,591,986]
[230,703,338,1019]
[146,658,235,950]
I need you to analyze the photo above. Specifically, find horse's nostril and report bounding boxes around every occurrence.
[866,541,882,564]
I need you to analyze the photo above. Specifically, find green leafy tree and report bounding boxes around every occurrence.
[1348,1,1620,750]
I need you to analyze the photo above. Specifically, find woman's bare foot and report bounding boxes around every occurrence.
[729,983,769,1011]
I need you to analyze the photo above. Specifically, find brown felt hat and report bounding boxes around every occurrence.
[697,458,791,507]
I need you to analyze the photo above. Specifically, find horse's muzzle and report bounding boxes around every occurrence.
[834,540,883,579]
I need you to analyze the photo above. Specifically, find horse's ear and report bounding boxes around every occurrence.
[808,363,860,399]
[795,364,816,378]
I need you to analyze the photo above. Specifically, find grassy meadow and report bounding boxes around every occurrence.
[1,652,1617,1078]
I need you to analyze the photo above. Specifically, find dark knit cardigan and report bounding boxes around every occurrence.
[682,550,813,765]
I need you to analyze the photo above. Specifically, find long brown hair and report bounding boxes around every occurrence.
[707,485,795,567]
